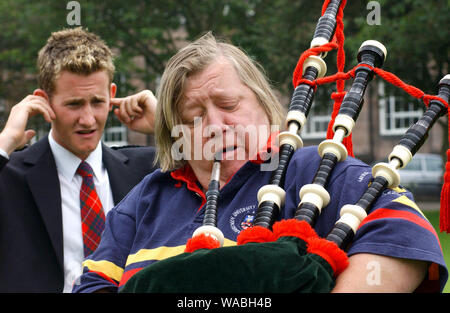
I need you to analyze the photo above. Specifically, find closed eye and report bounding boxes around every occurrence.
[214,95,239,111]
[217,101,239,112]
[220,101,238,110]
[180,105,204,126]
[183,115,203,127]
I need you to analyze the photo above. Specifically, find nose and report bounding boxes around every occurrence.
[204,106,227,136]
[78,105,96,127]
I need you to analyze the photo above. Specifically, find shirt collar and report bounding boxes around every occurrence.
[48,129,103,181]
[249,131,280,165]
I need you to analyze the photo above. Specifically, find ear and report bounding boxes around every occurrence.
[109,83,117,111]
[33,89,50,103]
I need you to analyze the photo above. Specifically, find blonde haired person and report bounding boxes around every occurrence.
[155,32,285,172]
[74,33,446,293]
[37,27,115,97]
[0,27,158,292]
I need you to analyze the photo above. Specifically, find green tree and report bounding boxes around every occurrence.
[346,0,449,156]
[347,0,449,91]
[0,0,447,145]
[0,0,68,131]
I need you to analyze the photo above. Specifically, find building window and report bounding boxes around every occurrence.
[301,113,331,139]
[103,126,128,147]
[378,81,424,136]
[301,87,333,139]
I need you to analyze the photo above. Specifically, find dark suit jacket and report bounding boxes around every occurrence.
[0,137,157,292]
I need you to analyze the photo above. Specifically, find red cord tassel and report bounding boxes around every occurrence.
[185,233,221,253]
[236,226,275,245]
[272,219,319,242]
[440,145,450,233]
[307,237,349,276]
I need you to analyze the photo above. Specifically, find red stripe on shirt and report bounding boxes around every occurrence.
[358,208,439,243]
[119,267,143,287]
[89,270,119,286]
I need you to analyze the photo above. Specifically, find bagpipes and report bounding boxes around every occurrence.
[120,0,450,293]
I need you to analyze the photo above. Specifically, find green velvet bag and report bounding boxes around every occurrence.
[120,236,337,293]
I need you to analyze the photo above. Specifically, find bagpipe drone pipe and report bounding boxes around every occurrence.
[120,0,450,293]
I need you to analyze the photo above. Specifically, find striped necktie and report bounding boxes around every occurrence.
[76,161,105,257]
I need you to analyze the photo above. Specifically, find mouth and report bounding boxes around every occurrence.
[223,145,237,153]
[76,129,96,137]
[215,145,239,161]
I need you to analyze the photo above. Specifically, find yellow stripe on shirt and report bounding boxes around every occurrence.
[82,259,124,282]
[393,195,428,220]
[125,238,236,267]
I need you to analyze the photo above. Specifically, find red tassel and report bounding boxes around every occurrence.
[237,226,275,245]
[440,149,450,233]
[343,136,353,157]
[185,233,220,253]
[307,237,349,276]
[272,219,319,242]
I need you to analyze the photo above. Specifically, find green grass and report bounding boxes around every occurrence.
[423,210,450,293]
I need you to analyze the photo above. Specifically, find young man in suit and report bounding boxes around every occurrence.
[0,27,158,292]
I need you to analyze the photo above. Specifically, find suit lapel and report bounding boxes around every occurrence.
[102,145,133,205]
[22,141,137,272]
[20,141,136,273]
[24,138,64,270]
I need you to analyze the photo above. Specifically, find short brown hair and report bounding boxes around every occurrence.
[37,27,115,96]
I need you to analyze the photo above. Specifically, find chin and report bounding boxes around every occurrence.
[72,143,98,160]
[221,159,247,174]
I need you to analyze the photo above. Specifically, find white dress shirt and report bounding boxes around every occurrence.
[48,130,114,292]
[0,147,8,160]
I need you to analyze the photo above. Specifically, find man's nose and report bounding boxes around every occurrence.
[204,106,227,135]
[78,105,96,127]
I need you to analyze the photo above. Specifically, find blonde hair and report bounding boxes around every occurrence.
[155,32,285,171]
[37,27,115,96]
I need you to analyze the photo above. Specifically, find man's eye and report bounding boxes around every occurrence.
[182,118,193,125]
[186,117,198,125]
[221,103,238,111]
[217,99,238,110]
[93,99,105,103]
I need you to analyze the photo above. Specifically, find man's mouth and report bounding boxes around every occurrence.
[217,145,239,160]
[76,129,96,136]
